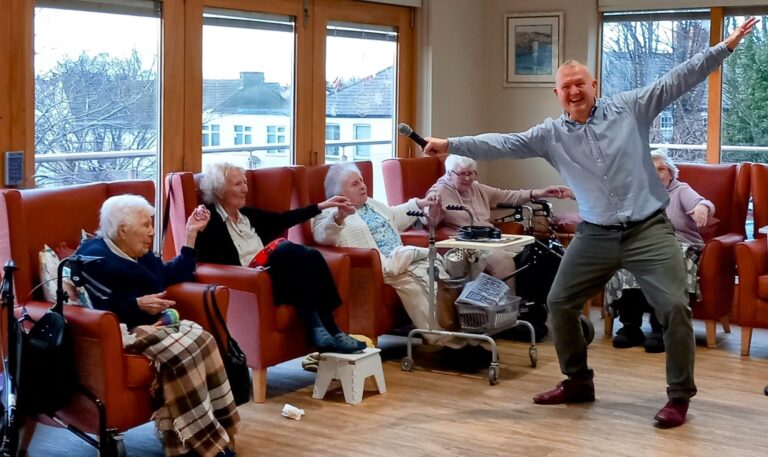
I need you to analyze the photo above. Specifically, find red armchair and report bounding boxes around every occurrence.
[677,163,750,347]
[603,163,751,346]
[0,181,229,455]
[382,156,456,246]
[733,163,768,355]
[297,162,408,341]
[165,167,351,403]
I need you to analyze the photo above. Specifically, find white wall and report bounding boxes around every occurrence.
[418,0,600,214]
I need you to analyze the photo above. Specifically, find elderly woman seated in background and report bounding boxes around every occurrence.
[76,194,238,457]
[606,148,715,353]
[312,163,473,350]
[428,154,573,288]
[195,162,365,354]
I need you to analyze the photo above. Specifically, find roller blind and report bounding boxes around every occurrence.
[360,0,422,7]
[599,0,768,12]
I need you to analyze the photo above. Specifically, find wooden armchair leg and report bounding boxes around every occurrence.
[603,307,614,337]
[705,320,717,348]
[720,315,731,333]
[741,327,753,356]
[252,367,268,403]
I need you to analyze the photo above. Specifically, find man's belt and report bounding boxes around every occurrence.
[589,209,664,232]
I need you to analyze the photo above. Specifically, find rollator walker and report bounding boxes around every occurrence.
[399,201,595,385]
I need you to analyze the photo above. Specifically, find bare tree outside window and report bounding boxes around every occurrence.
[35,51,159,187]
[34,6,161,188]
[601,13,710,162]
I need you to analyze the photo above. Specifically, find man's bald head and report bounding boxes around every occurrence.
[554,59,598,123]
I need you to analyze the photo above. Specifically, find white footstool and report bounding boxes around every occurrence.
[312,347,386,405]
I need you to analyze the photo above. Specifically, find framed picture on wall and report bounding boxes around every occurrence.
[505,12,564,87]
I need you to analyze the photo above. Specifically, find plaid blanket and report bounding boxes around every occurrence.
[127,321,240,457]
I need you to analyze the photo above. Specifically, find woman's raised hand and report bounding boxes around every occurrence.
[318,195,352,211]
[535,185,574,200]
[187,205,211,232]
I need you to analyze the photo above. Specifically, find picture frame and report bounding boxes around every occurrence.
[505,12,564,87]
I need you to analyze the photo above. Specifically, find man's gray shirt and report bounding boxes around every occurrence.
[448,43,732,226]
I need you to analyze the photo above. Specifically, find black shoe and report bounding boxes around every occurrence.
[612,325,645,348]
[643,332,665,353]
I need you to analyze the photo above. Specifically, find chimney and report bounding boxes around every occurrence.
[240,72,265,88]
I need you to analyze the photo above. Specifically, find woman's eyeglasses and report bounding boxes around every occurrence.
[450,170,478,179]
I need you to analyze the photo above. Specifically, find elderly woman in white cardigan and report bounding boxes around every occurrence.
[312,163,468,346]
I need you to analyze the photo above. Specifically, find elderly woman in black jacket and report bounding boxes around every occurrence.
[195,162,365,354]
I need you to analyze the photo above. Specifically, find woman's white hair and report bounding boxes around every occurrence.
[650,148,679,180]
[325,163,362,199]
[98,194,154,240]
[200,162,245,205]
[443,155,478,175]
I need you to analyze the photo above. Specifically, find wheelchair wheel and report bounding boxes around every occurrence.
[580,315,595,346]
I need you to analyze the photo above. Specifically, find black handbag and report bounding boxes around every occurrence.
[18,306,77,415]
[203,285,251,405]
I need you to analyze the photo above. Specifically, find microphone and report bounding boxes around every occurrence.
[397,123,428,149]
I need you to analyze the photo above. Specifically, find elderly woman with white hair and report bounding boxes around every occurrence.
[76,195,240,457]
[311,162,478,351]
[428,154,572,288]
[77,194,210,327]
[195,162,365,354]
[606,148,715,353]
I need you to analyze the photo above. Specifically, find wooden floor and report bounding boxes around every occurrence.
[27,311,768,456]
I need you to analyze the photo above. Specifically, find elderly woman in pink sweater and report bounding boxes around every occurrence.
[606,148,715,353]
[427,154,572,289]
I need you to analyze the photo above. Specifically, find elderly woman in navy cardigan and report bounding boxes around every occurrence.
[195,162,365,354]
[77,194,210,328]
[76,194,239,457]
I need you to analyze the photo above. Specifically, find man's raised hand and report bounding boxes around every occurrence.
[724,16,760,51]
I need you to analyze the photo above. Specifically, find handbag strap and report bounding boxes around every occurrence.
[203,284,234,349]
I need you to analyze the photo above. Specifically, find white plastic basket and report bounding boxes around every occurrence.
[456,296,521,333]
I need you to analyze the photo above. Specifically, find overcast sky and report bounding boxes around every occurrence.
[35,7,396,85]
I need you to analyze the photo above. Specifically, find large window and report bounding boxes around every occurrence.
[325,123,341,158]
[202,9,295,170]
[34,1,161,187]
[721,13,768,164]
[325,22,397,200]
[601,10,711,162]
[353,123,372,158]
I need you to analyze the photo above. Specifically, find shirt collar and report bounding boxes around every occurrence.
[215,203,243,224]
[104,237,138,263]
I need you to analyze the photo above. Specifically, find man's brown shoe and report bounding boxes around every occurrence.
[654,400,689,427]
[533,379,595,405]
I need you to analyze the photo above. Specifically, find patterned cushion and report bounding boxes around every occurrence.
[39,244,93,307]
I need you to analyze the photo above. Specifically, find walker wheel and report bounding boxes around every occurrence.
[488,365,499,385]
[529,346,538,368]
[99,432,126,457]
[400,357,414,372]
[580,314,595,346]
